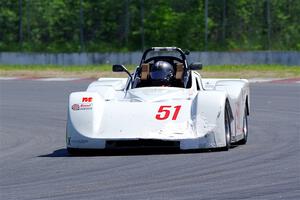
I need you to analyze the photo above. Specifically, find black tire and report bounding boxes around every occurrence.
[67,147,82,156]
[239,107,248,145]
[223,106,232,151]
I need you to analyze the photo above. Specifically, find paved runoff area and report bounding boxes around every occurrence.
[0,79,299,200]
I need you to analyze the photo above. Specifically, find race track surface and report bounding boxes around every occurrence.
[0,80,299,200]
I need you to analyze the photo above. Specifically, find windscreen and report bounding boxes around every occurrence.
[145,50,183,61]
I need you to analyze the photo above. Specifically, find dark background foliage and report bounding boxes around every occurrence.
[0,0,299,52]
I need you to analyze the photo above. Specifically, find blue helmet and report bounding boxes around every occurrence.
[150,61,174,86]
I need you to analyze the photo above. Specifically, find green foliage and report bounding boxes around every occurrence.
[0,0,299,52]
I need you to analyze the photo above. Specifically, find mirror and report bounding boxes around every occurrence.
[112,64,133,81]
[112,64,125,72]
[184,50,190,55]
[189,62,203,70]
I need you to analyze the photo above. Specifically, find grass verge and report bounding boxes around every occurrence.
[0,64,299,79]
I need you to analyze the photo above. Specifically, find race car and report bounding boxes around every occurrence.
[66,47,249,154]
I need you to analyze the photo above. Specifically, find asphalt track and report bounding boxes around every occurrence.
[0,80,299,200]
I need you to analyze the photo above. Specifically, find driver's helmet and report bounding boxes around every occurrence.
[150,61,175,86]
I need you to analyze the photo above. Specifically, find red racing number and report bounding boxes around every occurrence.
[155,105,182,120]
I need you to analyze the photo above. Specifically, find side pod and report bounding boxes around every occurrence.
[67,92,105,148]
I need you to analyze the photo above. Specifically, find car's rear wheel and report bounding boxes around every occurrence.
[239,107,248,145]
[223,105,232,151]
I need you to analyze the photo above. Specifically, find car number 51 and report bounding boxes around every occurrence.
[155,105,182,120]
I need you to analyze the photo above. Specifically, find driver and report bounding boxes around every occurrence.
[150,61,175,86]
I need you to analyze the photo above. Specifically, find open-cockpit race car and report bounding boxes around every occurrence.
[66,47,249,154]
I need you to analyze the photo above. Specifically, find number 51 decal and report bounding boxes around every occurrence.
[155,105,182,120]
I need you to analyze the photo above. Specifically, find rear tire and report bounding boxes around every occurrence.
[239,107,248,145]
[223,106,232,151]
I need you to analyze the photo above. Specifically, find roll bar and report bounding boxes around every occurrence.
[140,47,187,66]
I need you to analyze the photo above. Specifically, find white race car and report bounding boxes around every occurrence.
[66,47,249,154]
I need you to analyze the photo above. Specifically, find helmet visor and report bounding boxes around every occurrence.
[150,70,170,81]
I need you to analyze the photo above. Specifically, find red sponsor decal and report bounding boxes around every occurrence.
[71,103,93,111]
[155,105,182,120]
[82,97,93,102]
[80,103,92,108]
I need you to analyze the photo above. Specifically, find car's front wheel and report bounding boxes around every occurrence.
[67,147,82,156]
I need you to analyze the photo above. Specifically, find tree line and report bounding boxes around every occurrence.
[0,0,299,52]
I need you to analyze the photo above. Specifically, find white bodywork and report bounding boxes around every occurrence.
[66,71,250,150]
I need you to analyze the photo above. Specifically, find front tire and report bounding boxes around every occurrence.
[67,147,82,156]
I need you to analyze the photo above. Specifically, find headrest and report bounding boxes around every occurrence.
[176,63,184,80]
[141,63,150,80]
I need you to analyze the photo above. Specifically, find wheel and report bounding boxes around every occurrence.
[223,106,232,151]
[239,107,248,145]
[67,147,82,155]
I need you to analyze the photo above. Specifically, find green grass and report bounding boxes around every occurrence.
[204,64,300,72]
[0,64,299,78]
[204,65,300,78]
[0,64,136,72]
[0,64,299,71]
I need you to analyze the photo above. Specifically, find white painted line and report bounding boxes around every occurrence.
[0,77,18,80]
[248,78,282,83]
[36,78,82,81]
